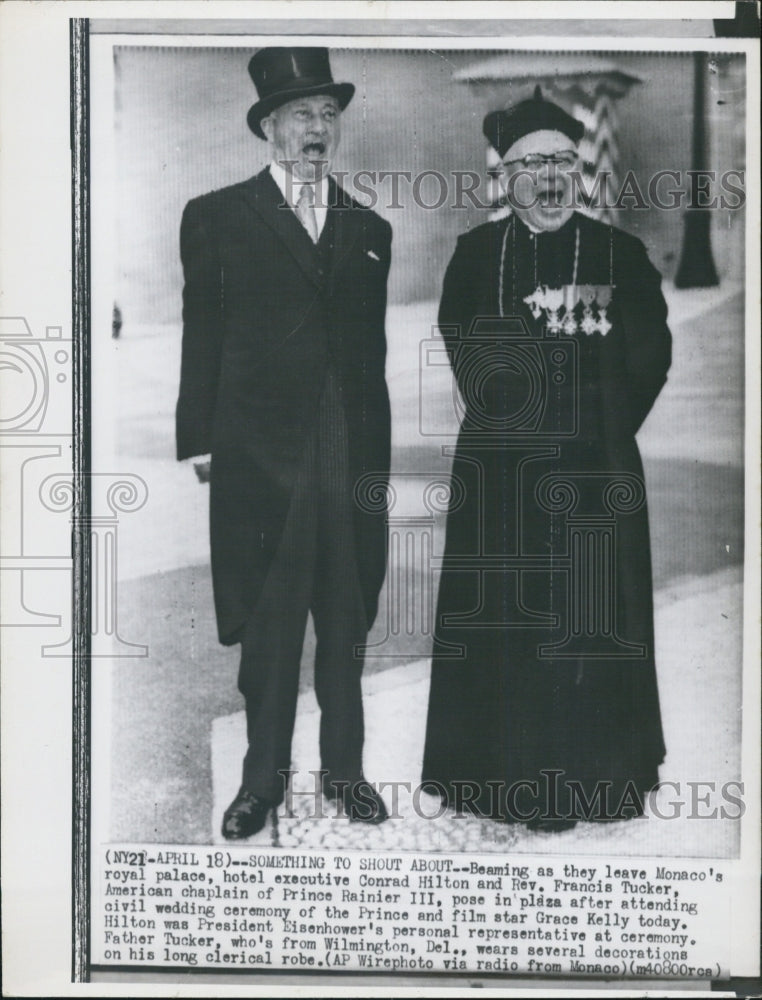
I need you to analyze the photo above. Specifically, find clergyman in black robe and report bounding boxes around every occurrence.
[421,88,672,831]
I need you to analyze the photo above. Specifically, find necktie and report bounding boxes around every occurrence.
[296,184,318,243]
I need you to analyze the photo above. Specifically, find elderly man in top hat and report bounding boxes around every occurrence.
[176,47,392,838]
[422,87,672,830]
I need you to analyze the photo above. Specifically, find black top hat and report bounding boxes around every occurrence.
[483,85,584,159]
[247,47,355,139]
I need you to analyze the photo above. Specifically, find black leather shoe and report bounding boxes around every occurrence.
[323,777,388,824]
[221,787,274,840]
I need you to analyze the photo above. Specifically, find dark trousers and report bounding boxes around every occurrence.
[237,370,368,803]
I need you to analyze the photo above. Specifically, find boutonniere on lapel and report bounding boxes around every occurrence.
[523,284,615,336]
[366,249,381,261]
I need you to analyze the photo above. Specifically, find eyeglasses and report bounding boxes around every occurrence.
[502,151,579,169]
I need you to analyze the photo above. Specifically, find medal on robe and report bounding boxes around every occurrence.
[522,283,615,336]
[542,286,564,333]
[523,285,545,321]
[595,285,613,336]
[562,284,579,336]
[579,285,597,335]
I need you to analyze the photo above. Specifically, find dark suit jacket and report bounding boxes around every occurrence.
[176,169,392,644]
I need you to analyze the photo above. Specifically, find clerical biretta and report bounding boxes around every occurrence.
[422,87,672,830]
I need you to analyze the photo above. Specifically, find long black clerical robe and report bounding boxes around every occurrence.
[422,211,672,822]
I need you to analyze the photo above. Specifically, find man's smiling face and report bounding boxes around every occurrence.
[261,94,341,182]
[499,129,578,232]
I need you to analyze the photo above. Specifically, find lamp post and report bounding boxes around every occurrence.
[674,51,719,288]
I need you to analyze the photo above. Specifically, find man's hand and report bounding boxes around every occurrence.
[193,460,211,483]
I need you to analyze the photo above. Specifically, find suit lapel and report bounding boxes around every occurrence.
[327,177,364,286]
[241,170,366,291]
[242,169,322,287]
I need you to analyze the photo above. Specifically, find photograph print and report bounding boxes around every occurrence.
[95,37,748,861]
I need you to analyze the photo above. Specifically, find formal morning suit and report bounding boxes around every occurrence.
[176,167,392,802]
[421,210,672,820]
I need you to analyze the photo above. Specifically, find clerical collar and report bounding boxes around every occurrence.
[269,160,330,211]
[512,211,577,237]
[520,216,543,235]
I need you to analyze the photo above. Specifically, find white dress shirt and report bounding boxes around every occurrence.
[269,160,329,239]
